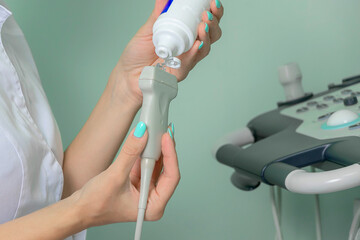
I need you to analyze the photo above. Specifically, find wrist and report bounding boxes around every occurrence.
[106,65,143,111]
[69,191,92,229]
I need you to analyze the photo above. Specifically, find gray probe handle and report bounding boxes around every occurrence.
[135,67,178,240]
[139,66,178,160]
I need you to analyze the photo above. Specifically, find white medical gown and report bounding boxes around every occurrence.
[0,3,85,239]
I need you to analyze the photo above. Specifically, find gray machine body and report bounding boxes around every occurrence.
[216,75,360,190]
[139,66,178,160]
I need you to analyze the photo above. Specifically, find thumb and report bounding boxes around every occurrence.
[138,0,169,35]
[113,122,148,176]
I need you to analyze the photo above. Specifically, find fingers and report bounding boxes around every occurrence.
[175,22,211,78]
[210,0,224,23]
[129,158,141,188]
[130,156,163,190]
[174,1,223,80]
[151,157,163,185]
[151,123,175,185]
[129,123,175,191]
[154,127,180,205]
[202,10,222,44]
[203,0,224,44]
[168,122,175,145]
[154,0,170,17]
[137,0,169,36]
[112,122,148,179]
[196,21,212,62]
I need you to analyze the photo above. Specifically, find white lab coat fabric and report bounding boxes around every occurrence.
[0,3,86,239]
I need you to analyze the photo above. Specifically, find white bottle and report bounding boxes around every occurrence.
[153,0,212,68]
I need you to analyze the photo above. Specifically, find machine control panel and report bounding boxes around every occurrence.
[281,83,360,140]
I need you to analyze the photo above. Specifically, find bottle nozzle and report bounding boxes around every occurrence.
[156,46,172,59]
[155,46,181,69]
[165,57,181,69]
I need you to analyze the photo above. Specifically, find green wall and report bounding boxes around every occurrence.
[5,0,360,239]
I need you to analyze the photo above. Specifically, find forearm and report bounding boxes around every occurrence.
[0,194,84,240]
[62,68,141,198]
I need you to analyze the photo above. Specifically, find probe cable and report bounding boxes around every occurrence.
[349,204,360,240]
[314,193,322,240]
[271,169,323,240]
[354,227,360,240]
[270,186,283,240]
[134,158,156,240]
[276,186,282,239]
[311,167,322,240]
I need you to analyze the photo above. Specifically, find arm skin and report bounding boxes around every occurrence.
[61,71,140,198]
[0,193,84,240]
[62,0,224,198]
[0,129,180,239]
[0,0,224,238]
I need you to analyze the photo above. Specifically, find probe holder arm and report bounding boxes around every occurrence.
[216,128,360,194]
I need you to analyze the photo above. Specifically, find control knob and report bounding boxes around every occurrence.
[343,96,358,106]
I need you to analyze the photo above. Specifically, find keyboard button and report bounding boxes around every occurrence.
[323,96,335,101]
[318,112,334,121]
[349,123,360,130]
[333,98,344,104]
[296,107,309,113]
[316,104,328,110]
[307,101,318,106]
[341,89,352,95]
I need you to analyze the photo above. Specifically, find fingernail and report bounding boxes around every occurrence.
[207,11,213,21]
[168,128,173,140]
[199,41,204,50]
[205,23,209,33]
[215,0,221,8]
[170,123,175,136]
[134,121,146,138]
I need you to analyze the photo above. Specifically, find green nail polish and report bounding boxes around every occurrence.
[205,23,209,33]
[168,128,173,140]
[199,41,204,50]
[134,121,146,138]
[171,123,175,135]
[207,11,213,21]
[215,0,221,8]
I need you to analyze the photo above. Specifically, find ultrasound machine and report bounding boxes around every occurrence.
[213,63,360,240]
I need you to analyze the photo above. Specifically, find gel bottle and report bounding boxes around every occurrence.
[153,0,212,68]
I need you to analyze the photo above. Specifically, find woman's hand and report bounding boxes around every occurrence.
[0,123,177,239]
[109,0,224,107]
[74,123,179,227]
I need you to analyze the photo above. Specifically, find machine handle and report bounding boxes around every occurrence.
[212,127,255,158]
[213,128,260,191]
[284,164,360,194]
